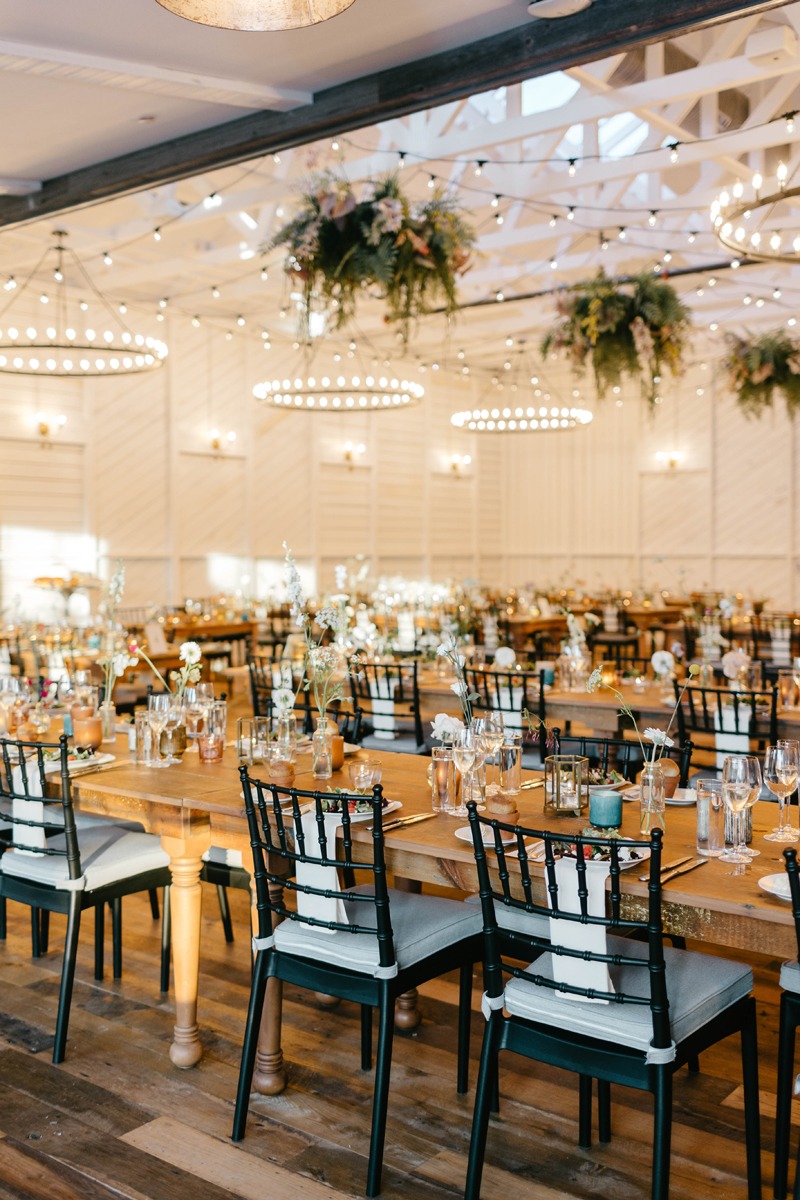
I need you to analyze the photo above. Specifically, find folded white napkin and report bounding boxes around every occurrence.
[771,631,792,666]
[295,810,348,931]
[548,857,613,1004]
[536,596,552,618]
[396,612,416,652]
[11,762,47,853]
[369,675,397,739]
[714,704,751,771]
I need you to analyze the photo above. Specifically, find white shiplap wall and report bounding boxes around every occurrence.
[0,319,799,612]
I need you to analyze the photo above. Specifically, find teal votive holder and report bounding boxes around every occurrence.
[588,789,623,829]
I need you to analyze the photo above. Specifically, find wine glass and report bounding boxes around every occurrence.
[720,755,762,864]
[763,740,800,843]
[147,694,172,768]
[451,727,477,817]
[475,712,504,766]
[183,687,210,747]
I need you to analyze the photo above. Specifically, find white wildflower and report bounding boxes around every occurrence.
[643,728,673,747]
[451,681,467,697]
[651,650,675,677]
[431,712,465,741]
[273,687,295,713]
[586,667,603,693]
[179,641,202,665]
[334,563,348,591]
[721,649,750,680]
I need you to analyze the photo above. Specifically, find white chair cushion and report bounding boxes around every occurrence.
[463,892,550,939]
[203,845,245,869]
[273,886,481,976]
[503,935,752,1053]
[0,826,170,893]
[780,960,800,994]
[0,798,143,834]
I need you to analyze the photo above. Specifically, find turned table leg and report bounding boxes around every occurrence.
[161,831,207,1069]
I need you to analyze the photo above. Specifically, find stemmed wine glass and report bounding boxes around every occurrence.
[474,712,504,766]
[720,755,762,864]
[763,740,800,843]
[147,694,173,769]
[452,728,478,817]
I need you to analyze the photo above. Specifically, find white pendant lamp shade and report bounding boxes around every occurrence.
[154,0,356,31]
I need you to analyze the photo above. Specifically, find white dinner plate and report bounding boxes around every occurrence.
[454,824,516,846]
[588,781,628,794]
[344,742,359,756]
[758,873,792,902]
[622,785,694,806]
[43,752,115,775]
[325,799,402,823]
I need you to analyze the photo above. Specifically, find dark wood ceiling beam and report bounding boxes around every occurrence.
[0,0,792,229]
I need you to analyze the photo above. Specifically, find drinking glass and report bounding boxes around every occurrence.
[763,740,800,843]
[198,701,226,763]
[720,755,762,864]
[474,711,504,772]
[183,687,210,744]
[147,693,172,768]
[452,727,478,817]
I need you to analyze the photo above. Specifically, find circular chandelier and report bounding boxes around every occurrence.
[710,166,800,263]
[450,340,593,431]
[154,0,356,30]
[0,233,167,377]
[450,404,592,432]
[253,371,424,412]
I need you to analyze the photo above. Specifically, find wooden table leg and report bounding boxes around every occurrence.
[251,876,288,1095]
[161,831,207,1069]
[393,877,422,1031]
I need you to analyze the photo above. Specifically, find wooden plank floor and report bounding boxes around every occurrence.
[0,879,791,1200]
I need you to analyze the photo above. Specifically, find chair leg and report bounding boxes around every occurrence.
[111,896,122,979]
[360,1004,372,1071]
[148,888,160,920]
[0,895,6,940]
[740,1004,762,1200]
[39,909,49,954]
[94,902,105,980]
[366,984,395,1198]
[31,907,42,957]
[160,886,171,994]
[457,962,472,1096]
[465,1012,504,1200]
[776,997,797,1200]
[597,1079,612,1144]
[578,1074,592,1149]
[651,1068,672,1200]
[231,950,271,1142]
[216,885,234,944]
[53,896,81,1064]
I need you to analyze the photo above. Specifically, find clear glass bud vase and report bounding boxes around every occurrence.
[312,718,333,780]
[639,761,666,834]
[100,701,116,744]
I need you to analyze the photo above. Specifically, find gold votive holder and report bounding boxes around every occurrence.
[543,754,589,816]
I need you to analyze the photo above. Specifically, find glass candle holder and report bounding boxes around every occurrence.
[543,754,589,815]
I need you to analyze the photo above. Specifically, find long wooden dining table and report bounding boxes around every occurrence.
[63,735,800,1101]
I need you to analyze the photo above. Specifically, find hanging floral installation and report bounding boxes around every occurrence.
[724,330,800,418]
[540,271,692,408]
[268,173,475,340]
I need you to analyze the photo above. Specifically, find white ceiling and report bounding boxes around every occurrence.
[1,0,800,404]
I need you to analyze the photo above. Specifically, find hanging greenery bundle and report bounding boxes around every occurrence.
[540,271,692,408]
[268,173,475,341]
[724,330,800,418]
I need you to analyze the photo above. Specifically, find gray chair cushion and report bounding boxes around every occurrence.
[503,935,752,1054]
[0,826,170,892]
[273,886,482,976]
[781,960,800,994]
[464,892,550,939]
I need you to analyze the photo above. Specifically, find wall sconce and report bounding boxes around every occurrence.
[450,453,472,477]
[35,411,67,447]
[655,450,683,470]
[209,428,237,454]
[343,440,366,469]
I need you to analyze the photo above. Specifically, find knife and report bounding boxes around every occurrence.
[520,779,545,790]
[660,858,709,885]
[376,812,438,833]
[638,854,694,882]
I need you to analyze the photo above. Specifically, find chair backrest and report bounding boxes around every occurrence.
[590,653,653,678]
[466,666,550,753]
[0,735,81,877]
[247,651,312,729]
[784,848,800,962]
[239,767,399,969]
[467,804,670,1042]
[348,660,423,747]
[554,733,694,787]
[674,681,777,766]
[330,704,363,744]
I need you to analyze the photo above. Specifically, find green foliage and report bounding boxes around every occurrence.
[269,173,474,340]
[540,271,692,409]
[724,330,800,418]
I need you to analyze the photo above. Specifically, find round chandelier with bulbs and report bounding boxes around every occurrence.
[450,404,592,432]
[154,0,355,31]
[253,371,424,412]
[710,163,800,263]
[0,233,167,377]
